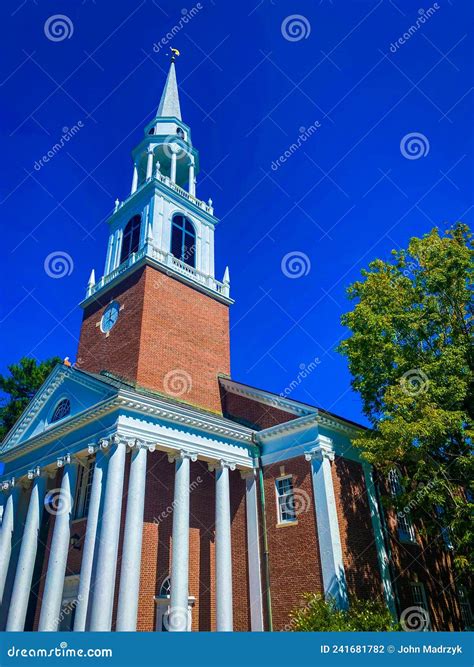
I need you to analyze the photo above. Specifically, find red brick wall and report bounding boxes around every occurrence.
[332,457,383,601]
[221,391,298,430]
[261,456,323,630]
[381,494,464,630]
[77,265,230,413]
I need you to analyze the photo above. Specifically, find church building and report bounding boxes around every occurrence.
[0,59,467,633]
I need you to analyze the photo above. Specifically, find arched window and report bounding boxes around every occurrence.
[120,215,141,264]
[159,576,171,597]
[51,398,71,423]
[171,215,196,268]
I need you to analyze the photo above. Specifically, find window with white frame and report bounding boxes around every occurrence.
[387,468,416,543]
[74,459,95,520]
[275,476,297,524]
[410,581,431,630]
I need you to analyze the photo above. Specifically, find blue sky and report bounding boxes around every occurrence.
[0,0,472,426]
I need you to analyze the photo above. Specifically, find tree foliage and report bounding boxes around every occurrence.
[289,593,397,631]
[339,223,473,575]
[0,357,61,441]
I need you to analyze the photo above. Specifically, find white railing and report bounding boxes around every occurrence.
[87,243,229,299]
[154,172,214,215]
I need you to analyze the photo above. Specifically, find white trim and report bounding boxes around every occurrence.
[244,470,264,631]
[306,441,348,609]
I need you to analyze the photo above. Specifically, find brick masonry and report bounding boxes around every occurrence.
[77,265,230,414]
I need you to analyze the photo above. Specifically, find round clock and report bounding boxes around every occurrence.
[101,301,120,333]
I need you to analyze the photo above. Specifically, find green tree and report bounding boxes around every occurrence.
[289,593,397,631]
[0,357,61,441]
[339,223,473,575]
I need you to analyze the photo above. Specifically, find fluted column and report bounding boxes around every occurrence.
[305,440,348,610]
[89,438,126,631]
[38,456,79,631]
[146,147,154,180]
[168,450,196,632]
[215,460,234,631]
[6,470,46,631]
[131,162,138,194]
[0,480,20,607]
[116,442,148,631]
[73,448,105,631]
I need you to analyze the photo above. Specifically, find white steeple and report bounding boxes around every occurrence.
[156,61,182,120]
[82,55,232,307]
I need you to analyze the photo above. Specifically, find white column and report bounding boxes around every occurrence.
[170,151,177,184]
[188,160,195,197]
[38,457,79,631]
[89,439,126,631]
[0,481,20,607]
[73,449,105,631]
[215,460,234,631]
[243,469,264,631]
[114,228,123,269]
[116,443,148,631]
[104,234,114,275]
[6,472,46,631]
[131,162,139,194]
[168,450,196,632]
[305,440,348,609]
[146,147,154,180]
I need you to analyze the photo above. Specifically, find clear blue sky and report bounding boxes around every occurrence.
[0,0,472,426]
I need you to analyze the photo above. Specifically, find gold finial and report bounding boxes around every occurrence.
[170,47,180,62]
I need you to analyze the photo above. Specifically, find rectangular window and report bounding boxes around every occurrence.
[387,469,416,543]
[458,587,473,630]
[410,582,431,630]
[275,476,297,524]
[74,459,95,520]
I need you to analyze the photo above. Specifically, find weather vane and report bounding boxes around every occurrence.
[170,47,180,62]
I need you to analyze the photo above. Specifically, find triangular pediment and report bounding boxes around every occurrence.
[0,365,118,456]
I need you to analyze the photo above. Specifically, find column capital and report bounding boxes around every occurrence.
[240,468,256,480]
[168,449,197,464]
[304,439,335,463]
[209,459,236,473]
[147,145,155,156]
[1,477,16,492]
[26,466,42,481]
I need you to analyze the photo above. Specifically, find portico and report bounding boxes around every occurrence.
[0,363,261,632]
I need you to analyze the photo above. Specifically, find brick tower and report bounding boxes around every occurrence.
[77,56,231,413]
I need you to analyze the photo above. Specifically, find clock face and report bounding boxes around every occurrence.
[101,302,120,333]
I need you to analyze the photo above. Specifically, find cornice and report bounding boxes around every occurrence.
[116,391,254,443]
[219,378,314,418]
[1,384,255,463]
[254,412,319,442]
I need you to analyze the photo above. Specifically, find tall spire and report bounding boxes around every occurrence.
[157,61,182,120]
